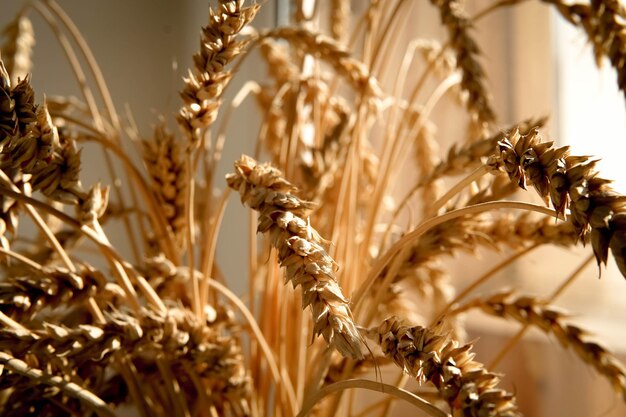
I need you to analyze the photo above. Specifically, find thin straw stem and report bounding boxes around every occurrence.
[296,379,449,417]
[362,72,461,260]
[34,1,141,263]
[427,166,489,217]
[185,150,201,317]
[378,372,410,417]
[0,247,45,271]
[0,310,30,332]
[43,0,120,129]
[431,244,540,326]
[199,188,231,317]
[206,279,297,416]
[354,201,558,310]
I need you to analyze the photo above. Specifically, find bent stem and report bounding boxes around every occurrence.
[354,201,559,311]
[199,188,231,314]
[297,379,449,417]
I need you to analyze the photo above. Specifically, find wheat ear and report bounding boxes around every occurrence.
[178,0,260,140]
[488,128,626,278]
[226,155,363,359]
[544,0,626,99]
[429,0,495,126]
[0,263,106,321]
[368,317,521,417]
[0,14,35,85]
[456,291,626,401]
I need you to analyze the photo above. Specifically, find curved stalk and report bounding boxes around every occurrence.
[354,201,559,311]
[296,379,449,417]
[426,165,489,217]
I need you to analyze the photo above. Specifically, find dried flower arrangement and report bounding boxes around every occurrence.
[0,0,625,416]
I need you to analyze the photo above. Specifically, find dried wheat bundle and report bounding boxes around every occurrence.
[1,1,626,416]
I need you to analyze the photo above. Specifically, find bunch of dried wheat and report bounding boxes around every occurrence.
[0,1,625,416]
